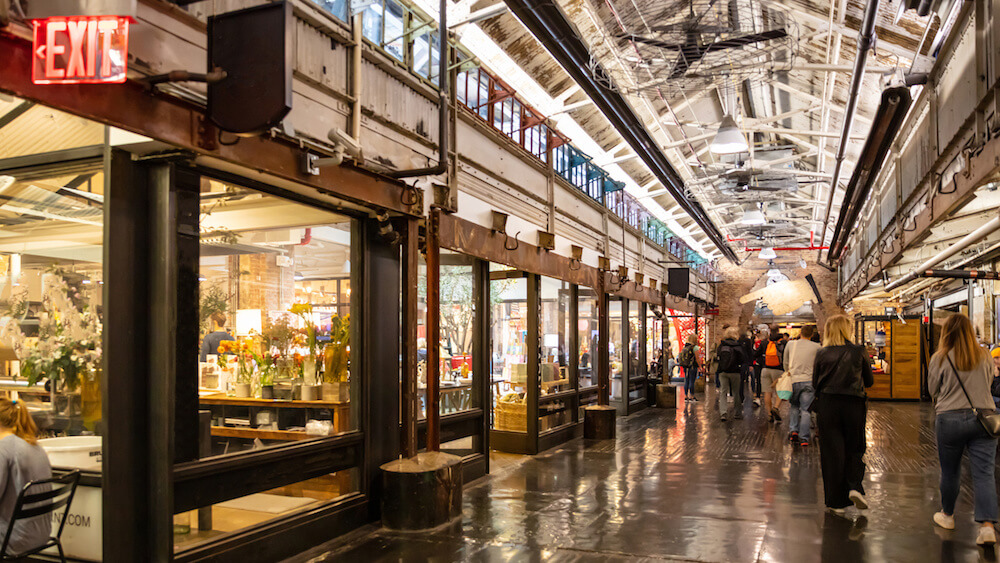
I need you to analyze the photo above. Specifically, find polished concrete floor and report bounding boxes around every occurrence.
[289,390,998,562]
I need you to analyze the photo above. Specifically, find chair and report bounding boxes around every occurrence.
[0,470,81,562]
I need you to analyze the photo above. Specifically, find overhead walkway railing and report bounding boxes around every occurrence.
[305,0,720,278]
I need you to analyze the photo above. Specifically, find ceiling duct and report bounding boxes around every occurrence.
[827,86,913,262]
[502,0,738,262]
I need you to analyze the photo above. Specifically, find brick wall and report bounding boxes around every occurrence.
[710,250,842,345]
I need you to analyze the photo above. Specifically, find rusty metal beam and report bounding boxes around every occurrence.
[426,208,442,452]
[841,87,1000,303]
[0,31,417,217]
[400,218,419,458]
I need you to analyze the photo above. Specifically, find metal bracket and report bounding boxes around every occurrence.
[301,149,345,175]
[195,116,218,151]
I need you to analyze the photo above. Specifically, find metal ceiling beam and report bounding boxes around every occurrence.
[502,0,738,262]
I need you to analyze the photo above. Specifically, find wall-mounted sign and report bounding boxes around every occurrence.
[32,16,130,84]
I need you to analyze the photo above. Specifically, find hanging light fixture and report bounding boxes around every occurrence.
[709,115,749,155]
[766,268,782,278]
[741,207,766,226]
[759,247,777,260]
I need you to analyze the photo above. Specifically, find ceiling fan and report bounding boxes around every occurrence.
[612,0,794,84]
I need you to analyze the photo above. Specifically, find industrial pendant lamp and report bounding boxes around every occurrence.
[709,115,749,155]
[759,246,777,260]
[741,207,766,226]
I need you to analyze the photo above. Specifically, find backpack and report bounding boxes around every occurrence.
[678,345,696,368]
[716,343,738,373]
[765,341,781,368]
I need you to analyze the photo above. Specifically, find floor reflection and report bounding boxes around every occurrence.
[290,392,998,562]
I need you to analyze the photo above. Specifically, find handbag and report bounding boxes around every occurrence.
[776,372,793,400]
[945,355,1000,438]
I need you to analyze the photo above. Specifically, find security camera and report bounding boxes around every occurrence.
[327,128,363,161]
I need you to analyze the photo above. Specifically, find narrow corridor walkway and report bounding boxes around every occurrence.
[293,395,990,562]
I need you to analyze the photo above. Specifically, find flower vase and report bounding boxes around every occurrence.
[234,383,251,398]
[261,385,274,400]
[81,369,101,431]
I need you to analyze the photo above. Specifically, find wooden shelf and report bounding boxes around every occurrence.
[199,393,349,409]
[210,426,313,441]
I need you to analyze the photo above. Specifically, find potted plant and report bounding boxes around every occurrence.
[322,314,350,401]
[219,340,252,397]
[258,352,277,399]
[290,303,322,400]
[2,273,101,415]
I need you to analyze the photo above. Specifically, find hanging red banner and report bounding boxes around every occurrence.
[32,16,130,84]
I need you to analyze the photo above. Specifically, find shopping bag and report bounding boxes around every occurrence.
[776,372,793,400]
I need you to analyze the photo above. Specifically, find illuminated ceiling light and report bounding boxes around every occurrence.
[709,115,749,155]
[759,247,777,260]
[741,208,766,226]
[766,268,782,278]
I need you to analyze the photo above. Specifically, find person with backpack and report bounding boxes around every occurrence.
[716,327,746,421]
[679,334,700,402]
[783,325,821,446]
[755,326,786,423]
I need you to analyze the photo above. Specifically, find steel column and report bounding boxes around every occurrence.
[400,218,419,457]
[426,209,442,451]
[597,275,610,406]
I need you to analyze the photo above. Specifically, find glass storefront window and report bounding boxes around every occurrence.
[628,300,642,401]
[490,274,527,433]
[539,277,571,431]
[539,277,570,396]
[578,289,598,389]
[197,179,357,457]
[417,251,476,419]
[609,298,623,402]
[0,164,105,435]
[647,310,663,379]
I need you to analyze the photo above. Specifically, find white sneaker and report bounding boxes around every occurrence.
[827,507,850,518]
[933,512,955,530]
[849,490,868,510]
[977,525,996,546]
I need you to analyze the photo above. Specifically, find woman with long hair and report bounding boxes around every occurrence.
[0,398,52,553]
[928,314,997,545]
[812,314,873,516]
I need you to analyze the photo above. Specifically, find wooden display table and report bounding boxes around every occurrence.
[199,393,350,453]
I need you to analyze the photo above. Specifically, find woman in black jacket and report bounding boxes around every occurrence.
[813,314,874,516]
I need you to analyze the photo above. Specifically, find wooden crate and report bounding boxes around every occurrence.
[495,399,527,432]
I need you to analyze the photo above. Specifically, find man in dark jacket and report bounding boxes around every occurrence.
[717,328,747,421]
[737,329,754,405]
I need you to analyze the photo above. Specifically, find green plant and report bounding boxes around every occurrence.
[199,283,230,332]
[322,315,350,383]
[1,273,101,391]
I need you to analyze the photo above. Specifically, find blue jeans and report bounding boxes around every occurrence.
[683,366,697,394]
[936,410,999,522]
[789,382,815,441]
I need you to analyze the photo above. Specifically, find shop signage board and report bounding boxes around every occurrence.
[32,15,130,84]
[704,308,719,315]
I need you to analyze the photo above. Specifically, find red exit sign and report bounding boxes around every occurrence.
[32,16,130,85]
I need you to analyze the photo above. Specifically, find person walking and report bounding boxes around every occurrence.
[784,325,821,446]
[738,329,754,405]
[756,327,786,422]
[716,327,747,421]
[929,314,998,545]
[813,314,873,516]
[679,335,700,402]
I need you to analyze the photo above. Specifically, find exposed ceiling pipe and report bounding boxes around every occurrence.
[884,212,1000,291]
[816,0,880,263]
[389,0,449,178]
[501,0,739,263]
[827,87,912,261]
